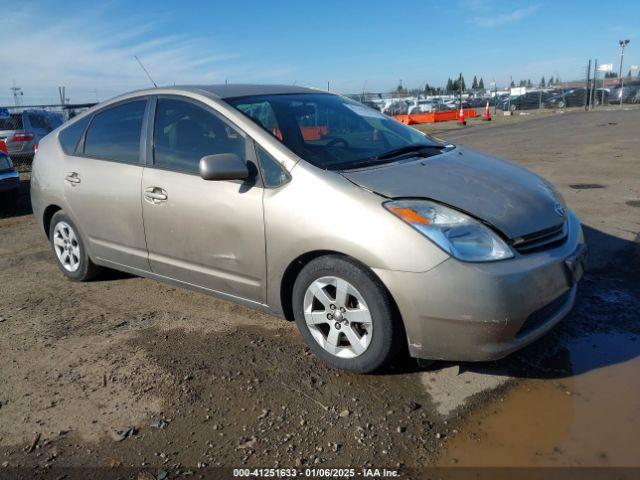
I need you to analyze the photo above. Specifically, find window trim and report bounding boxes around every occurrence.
[76,97,150,166]
[147,94,261,186]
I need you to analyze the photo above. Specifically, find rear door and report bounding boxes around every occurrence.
[141,96,266,303]
[63,98,150,271]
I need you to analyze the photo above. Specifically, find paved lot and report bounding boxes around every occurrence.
[0,108,638,475]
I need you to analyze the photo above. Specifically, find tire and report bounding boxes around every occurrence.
[292,255,404,373]
[49,211,101,281]
[557,100,566,109]
[509,104,517,112]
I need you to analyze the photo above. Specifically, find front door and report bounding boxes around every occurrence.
[141,96,266,303]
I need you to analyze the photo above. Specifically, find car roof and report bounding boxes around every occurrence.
[176,84,324,99]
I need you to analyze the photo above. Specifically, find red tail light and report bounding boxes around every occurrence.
[12,132,35,142]
[34,143,39,155]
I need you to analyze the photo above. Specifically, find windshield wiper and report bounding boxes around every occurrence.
[374,143,446,160]
[331,144,448,171]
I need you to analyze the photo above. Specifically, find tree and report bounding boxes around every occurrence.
[604,71,618,78]
[445,78,453,93]
[478,77,485,90]
[510,80,515,88]
[627,69,633,79]
[548,76,554,84]
[540,76,546,87]
[526,79,532,87]
[519,79,525,87]
[472,75,478,90]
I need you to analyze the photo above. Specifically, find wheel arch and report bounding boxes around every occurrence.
[43,204,63,239]
[279,250,405,333]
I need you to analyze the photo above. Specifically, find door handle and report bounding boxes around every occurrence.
[65,172,81,185]
[144,187,168,203]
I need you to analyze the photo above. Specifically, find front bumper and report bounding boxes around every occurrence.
[0,169,20,193]
[374,210,586,361]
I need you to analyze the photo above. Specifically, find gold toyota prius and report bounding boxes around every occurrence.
[31,85,587,373]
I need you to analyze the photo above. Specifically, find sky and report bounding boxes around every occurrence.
[1,0,639,105]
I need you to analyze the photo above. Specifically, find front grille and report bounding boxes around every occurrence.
[516,289,572,338]
[511,222,567,254]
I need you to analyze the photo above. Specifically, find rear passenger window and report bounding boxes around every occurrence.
[58,116,90,155]
[154,98,246,174]
[84,100,147,163]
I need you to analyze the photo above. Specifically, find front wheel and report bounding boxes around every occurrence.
[292,255,404,373]
[49,211,101,281]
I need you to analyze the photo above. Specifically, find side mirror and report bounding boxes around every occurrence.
[199,153,249,181]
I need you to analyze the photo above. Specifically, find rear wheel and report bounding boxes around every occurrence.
[292,255,403,373]
[49,211,101,281]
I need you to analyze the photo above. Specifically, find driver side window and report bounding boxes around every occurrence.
[154,98,246,174]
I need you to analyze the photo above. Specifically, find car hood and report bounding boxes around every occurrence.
[341,147,564,239]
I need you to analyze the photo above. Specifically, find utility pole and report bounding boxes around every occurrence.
[58,86,66,106]
[618,39,630,108]
[585,59,591,111]
[591,59,598,109]
[10,84,23,107]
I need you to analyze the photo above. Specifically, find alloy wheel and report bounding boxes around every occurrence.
[53,221,81,272]
[303,276,373,358]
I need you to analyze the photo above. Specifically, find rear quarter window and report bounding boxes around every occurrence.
[58,116,91,155]
[28,114,49,130]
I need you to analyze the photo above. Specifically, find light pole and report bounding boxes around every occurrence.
[618,39,630,79]
[618,39,630,107]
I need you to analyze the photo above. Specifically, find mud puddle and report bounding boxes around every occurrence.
[440,331,640,466]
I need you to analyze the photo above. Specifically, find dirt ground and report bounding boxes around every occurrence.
[0,107,639,479]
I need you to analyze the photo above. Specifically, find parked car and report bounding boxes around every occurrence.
[0,109,63,161]
[0,149,20,206]
[608,81,640,104]
[360,100,382,111]
[408,99,438,114]
[497,91,554,111]
[380,98,409,115]
[31,85,586,373]
[544,88,609,108]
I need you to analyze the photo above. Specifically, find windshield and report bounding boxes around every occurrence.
[226,93,444,170]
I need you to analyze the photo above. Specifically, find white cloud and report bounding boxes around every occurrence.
[469,4,539,28]
[0,4,291,104]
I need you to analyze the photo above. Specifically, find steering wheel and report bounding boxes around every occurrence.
[326,137,350,148]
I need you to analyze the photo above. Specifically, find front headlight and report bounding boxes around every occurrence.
[385,200,514,262]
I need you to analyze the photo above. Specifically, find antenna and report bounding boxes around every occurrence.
[134,55,157,88]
